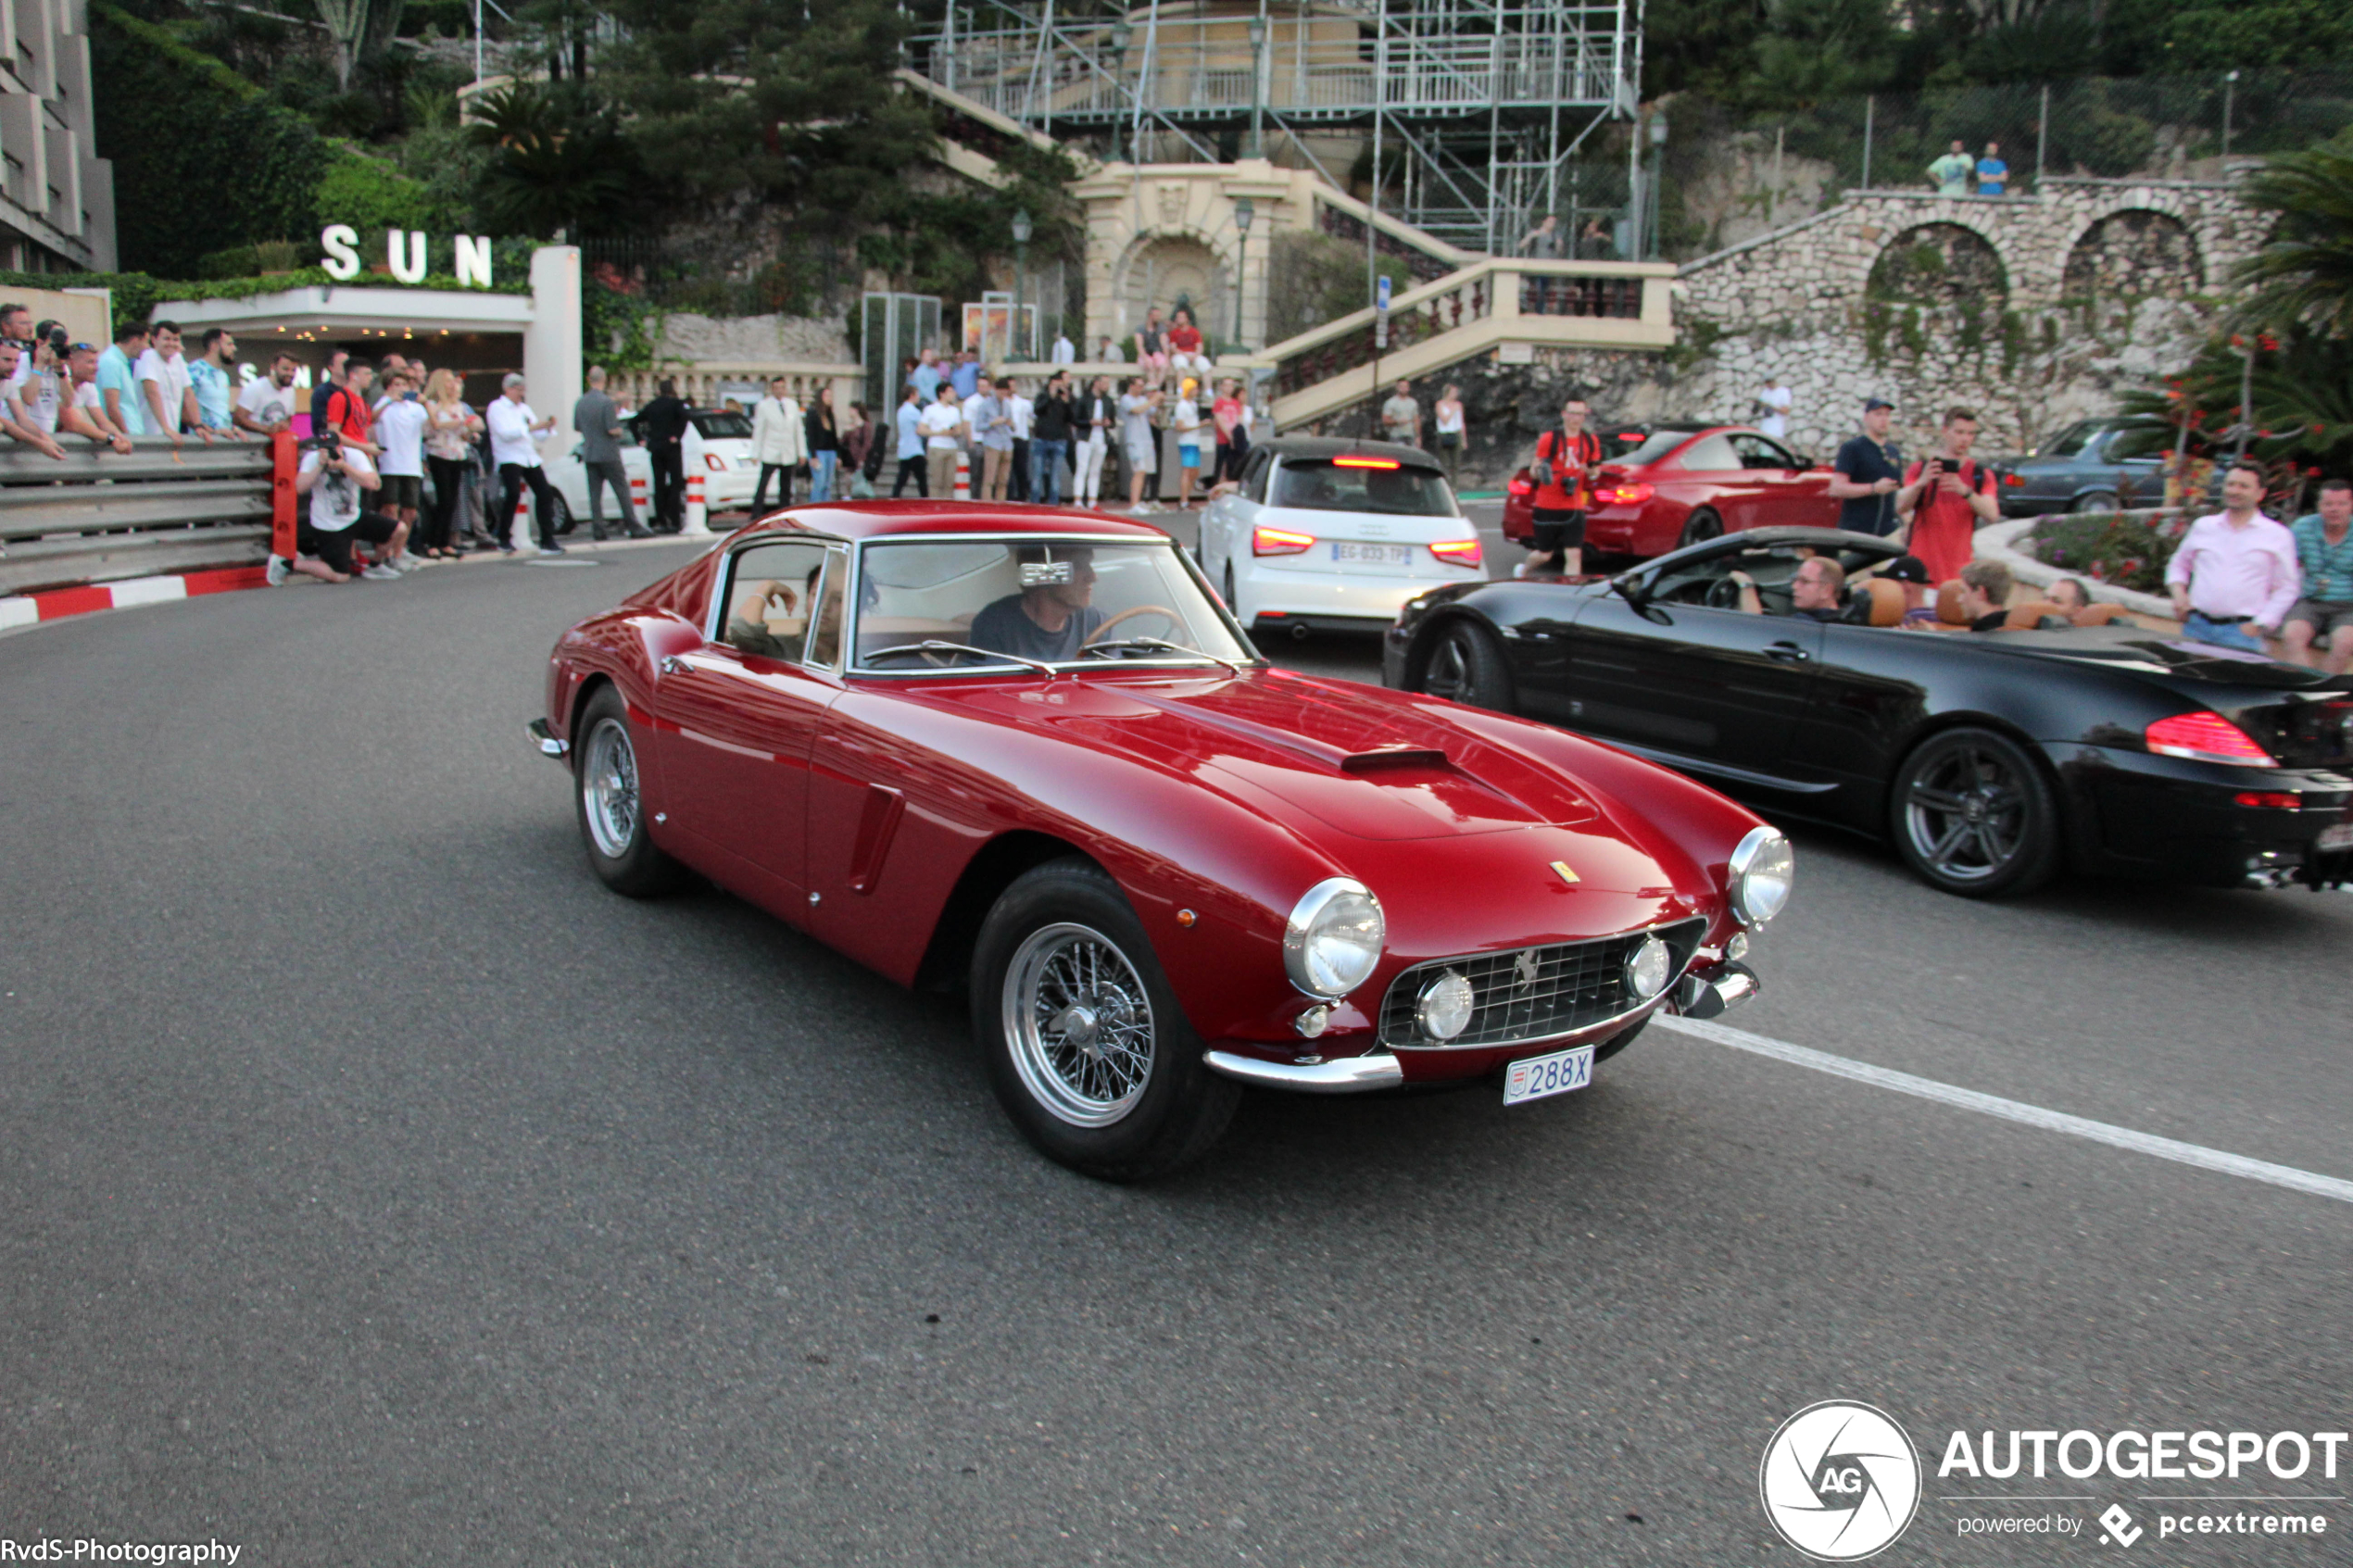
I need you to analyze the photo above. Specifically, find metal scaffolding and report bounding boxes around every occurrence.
[906,0,1644,254]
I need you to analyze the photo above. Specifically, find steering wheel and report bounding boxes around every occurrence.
[1085,604,1186,646]
[1705,575,1744,609]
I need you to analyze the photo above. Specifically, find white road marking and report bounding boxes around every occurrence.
[1655,1015,2353,1206]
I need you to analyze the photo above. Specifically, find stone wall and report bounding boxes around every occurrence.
[1372,180,2264,486]
[653,312,855,366]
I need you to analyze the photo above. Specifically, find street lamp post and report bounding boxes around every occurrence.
[1246,17,1267,160]
[1107,24,1133,163]
[1011,208,1033,363]
[1232,196,1253,352]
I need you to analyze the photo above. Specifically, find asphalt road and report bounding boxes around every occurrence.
[3,530,2349,1567]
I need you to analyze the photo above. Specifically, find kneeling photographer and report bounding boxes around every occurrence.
[271,428,409,585]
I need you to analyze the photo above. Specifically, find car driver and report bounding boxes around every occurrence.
[970,546,1107,662]
[727,564,823,659]
[1729,556,1846,621]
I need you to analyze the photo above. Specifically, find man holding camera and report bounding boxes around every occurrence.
[270,427,409,585]
[1519,395,1604,576]
[1894,407,2000,586]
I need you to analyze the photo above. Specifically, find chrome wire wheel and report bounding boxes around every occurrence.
[1902,741,2024,884]
[581,716,640,859]
[1000,922,1156,1128]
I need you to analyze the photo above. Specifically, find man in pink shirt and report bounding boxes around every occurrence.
[2164,458,2301,654]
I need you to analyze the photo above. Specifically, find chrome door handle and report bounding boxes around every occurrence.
[659,655,688,675]
[1764,641,1811,663]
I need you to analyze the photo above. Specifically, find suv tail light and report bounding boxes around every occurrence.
[1506,476,1534,498]
[1252,524,1316,557]
[1598,483,1655,506]
[2145,710,2276,766]
[1429,538,1482,568]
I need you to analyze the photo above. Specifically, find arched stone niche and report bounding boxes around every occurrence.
[2061,208,2204,300]
[1868,223,2013,317]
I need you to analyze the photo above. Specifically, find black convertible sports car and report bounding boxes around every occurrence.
[1383,528,2353,897]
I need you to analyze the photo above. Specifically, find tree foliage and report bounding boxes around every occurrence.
[90,3,329,277]
[466,82,644,238]
[2233,130,2353,338]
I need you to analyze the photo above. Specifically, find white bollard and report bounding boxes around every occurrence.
[953,450,972,501]
[682,471,711,536]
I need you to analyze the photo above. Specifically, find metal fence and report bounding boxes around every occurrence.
[0,436,287,599]
[1730,66,2353,203]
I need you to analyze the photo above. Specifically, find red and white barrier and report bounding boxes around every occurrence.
[953,451,972,501]
[682,472,711,536]
[1,565,271,632]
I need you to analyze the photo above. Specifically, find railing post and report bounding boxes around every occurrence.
[271,429,297,563]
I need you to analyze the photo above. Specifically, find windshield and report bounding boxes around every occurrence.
[1267,458,1458,517]
[853,538,1255,671]
[691,411,753,439]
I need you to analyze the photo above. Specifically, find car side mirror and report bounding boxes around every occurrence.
[1611,572,1650,607]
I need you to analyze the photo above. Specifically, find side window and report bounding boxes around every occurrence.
[1732,433,1798,470]
[1678,433,1741,471]
[1243,450,1271,502]
[721,540,832,663]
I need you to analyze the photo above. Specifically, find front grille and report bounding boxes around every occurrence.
[1378,920,1706,1049]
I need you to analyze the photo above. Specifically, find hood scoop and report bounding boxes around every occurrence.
[1340,746,1453,772]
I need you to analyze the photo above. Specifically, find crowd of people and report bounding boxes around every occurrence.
[880,351,1263,516]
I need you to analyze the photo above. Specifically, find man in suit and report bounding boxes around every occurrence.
[636,379,691,532]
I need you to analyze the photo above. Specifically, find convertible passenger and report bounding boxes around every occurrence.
[970,545,1106,660]
[1957,560,2014,632]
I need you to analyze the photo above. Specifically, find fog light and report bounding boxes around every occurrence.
[1727,931,1749,961]
[1624,935,1672,1000]
[1416,971,1475,1040]
[1293,1004,1331,1039]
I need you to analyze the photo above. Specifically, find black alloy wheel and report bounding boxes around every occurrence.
[1417,621,1516,712]
[971,859,1239,1182]
[573,685,686,897]
[1891,727,2060,897]
[1677,508,1723,549]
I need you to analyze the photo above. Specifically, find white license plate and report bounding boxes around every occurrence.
[1334,542,1413,565]
[1504,1044,1595,1106]
[2320,822,2353,852]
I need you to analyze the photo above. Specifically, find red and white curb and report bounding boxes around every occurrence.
[0,565,271,632]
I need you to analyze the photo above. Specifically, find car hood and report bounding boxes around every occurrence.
[942,668,1642,851]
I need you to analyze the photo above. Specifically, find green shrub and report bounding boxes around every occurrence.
[2022,511,2182,594]
[316,143,436,234]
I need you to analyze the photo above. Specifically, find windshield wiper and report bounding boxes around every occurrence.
[864,640,1056,676]
[1077,637,1240,676]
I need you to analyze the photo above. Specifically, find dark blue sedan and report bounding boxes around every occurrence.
[1993,417,2175,517]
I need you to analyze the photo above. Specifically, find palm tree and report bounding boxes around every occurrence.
[2232,129,2353,337]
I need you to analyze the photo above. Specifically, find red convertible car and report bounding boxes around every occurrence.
[1503,421,1841,560]
[529,503,1785,1180]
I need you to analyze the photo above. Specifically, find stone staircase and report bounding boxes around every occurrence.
[1259,258,1676,433]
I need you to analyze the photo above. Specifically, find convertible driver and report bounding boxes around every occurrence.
[1729,555,1846,620]
[971,546,1107,661]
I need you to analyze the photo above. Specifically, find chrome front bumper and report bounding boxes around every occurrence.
[527,718,569,759]
[1201,960,1759,1096]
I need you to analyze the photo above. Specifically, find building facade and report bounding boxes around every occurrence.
[2,0,116,272]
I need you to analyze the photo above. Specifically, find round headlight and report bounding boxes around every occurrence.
[1283,877,1385,998]
[1624,934,1672,999]
[1729,826,1795,926]
[1416,970,1475,1040]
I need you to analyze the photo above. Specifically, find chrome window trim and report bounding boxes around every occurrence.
[844,532,1264,677]
[1379,916,1708,1052]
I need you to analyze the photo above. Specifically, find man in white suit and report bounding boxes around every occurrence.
[750,376,807,510]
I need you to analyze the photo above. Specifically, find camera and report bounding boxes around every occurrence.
[300,429,343,455]
[45,324,67,358]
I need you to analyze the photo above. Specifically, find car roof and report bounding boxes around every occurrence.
[1257,435,1441,470]
[728,500,1176,544]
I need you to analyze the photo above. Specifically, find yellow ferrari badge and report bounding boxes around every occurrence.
[1550,859,1579,884]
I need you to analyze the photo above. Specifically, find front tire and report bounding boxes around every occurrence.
[574,685,686,897]
[971,859,1239,1181]
[1417,620,1516,712]
[1890,727,2059,897]
[2071,491,2120,514]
